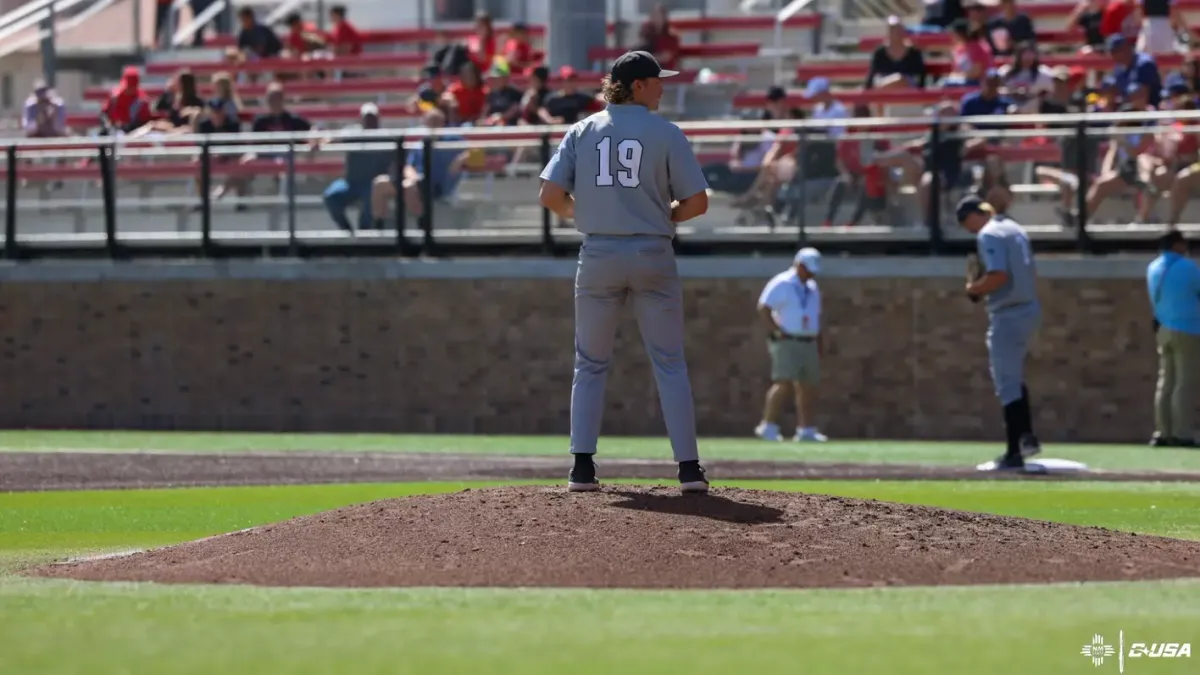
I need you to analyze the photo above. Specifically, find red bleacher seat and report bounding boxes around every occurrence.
[205,23,545,49]
[81,73,610,104]
[858,29,1081,51]
[201,14,823,49]
[734,87,964,108]
[144,53,429,77]
[588,42,763,63]
[796,52,1188,81]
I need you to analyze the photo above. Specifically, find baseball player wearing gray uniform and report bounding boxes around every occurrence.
[538,51,712,494]
[956,196,1043,471]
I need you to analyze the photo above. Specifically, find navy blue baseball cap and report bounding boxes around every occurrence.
[611,50,679,87]
[955,195,990,223]
[1106,34,1130,52]
[1164,72,1190,97]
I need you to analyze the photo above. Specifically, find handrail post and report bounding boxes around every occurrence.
[4,145,17,259]
[394,136,410,255]
[540,132,553,255]
[98,144,118,258]
[1074,119,1091,252]
[285,140,297,247]
[796,126,807,241]
[926,118,943,252]
[199,141,213,256]
[420,136,435,255]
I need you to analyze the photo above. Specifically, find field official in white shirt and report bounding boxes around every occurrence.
[755,248,829,442]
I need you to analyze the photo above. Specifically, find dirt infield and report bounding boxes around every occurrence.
[5,451,1200,492]
[32,485,1200,589]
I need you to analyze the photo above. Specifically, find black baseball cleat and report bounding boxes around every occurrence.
[678,461,710,494]
[1149,433,1176,448]
[1019,433,1042,459]
[567,455,601,492]
[977,454,1026,472]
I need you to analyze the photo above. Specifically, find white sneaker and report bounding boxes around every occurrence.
[795,427,829,442]
[754,422,783,441]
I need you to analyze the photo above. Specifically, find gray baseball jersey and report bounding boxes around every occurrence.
[540,104,709,236]
[540,103,708,464]
[977,214,1041,406]
[977,215,1040,316]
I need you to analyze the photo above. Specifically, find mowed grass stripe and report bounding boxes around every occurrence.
[0,431,1197,473]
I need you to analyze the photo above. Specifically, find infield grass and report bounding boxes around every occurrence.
[1,480,1199,674]
[2,430,1199,473]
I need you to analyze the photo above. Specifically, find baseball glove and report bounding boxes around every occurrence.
[965,252,983,304]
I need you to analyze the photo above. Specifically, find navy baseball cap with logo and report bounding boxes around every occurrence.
[955,195,991,223]
[611,50,679,87]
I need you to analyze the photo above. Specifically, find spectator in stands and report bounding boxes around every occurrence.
[803,78,848,137]
[211,71,245,121]
[867,16,928,90]
[1078,103,1157,223]
[1069,0,1109,52]
[1138,0,1194,54]
[23,81,65,138]
[1100,0,1139,42]
[825,104,892,228]
[915,0,966,32]
[152,70,204,120]
[483,62,523,126]
[443,61,487,125]
[637,3,681,71]
[1108,34,1163,107]
[372,108,468,221]
[284,12,328,58]
[985,0,1036,56]
[999,42,1056,108]
[320,104,394,232]
[959,70,1015,152]
[539,67,603,125]
[503,23,537,74]
[102,67,152,134]
[1140,80,1199,220]
[327,4,364,56]
[216,83,313,205]
[883,101,969,227]
[467,11,497,71]
[236,7,283,61]
[1166,86,1200,224]
[705,86,791,198]
[128,70,203,138]
[523,65,552,111]
[195,97,241,136]
[411,66,447,114]
[431,30,473,79]
[945,19,994,86]
[731,107,807,210]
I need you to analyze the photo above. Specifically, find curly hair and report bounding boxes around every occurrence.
[601,75,634,105]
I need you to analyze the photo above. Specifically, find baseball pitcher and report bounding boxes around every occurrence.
[538,51,712,494]
[956,196,1043,471]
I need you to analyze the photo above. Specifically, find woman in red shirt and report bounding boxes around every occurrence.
[443,61,488,125]
[503,23,536,74]
[467,11,497,72]
[327,4,363,56]
[637,3,681,70]
[945,18,993,86]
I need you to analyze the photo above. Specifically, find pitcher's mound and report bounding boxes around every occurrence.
[31,486,1200,589]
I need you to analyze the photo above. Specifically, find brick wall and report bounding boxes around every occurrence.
[0,272,1164,442]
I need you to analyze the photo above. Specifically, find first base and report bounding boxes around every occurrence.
[975,458,1090,474]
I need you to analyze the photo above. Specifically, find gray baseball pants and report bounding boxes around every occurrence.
[570,234,699,463]
[987,304,1041,406]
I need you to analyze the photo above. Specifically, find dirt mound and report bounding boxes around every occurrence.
[31,486,1200,589]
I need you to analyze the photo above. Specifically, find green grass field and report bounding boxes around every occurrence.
[2,432,1199,674]
[2,430,1199,473]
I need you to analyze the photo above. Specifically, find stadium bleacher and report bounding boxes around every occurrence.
[7,0,1200,253]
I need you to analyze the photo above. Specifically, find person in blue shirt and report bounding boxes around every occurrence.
[320,103,395,232]
[1108,34,1163,108]
[959,70,1014,156]
[371,108,470,221]
[1146,229,1200,447]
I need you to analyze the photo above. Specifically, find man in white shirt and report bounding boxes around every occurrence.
[754,248,829,442]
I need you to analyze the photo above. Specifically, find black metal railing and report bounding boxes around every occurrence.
[1,111,1193,260]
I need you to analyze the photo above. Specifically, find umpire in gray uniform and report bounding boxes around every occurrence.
[538,51,712,494]
[956,196,1043,471]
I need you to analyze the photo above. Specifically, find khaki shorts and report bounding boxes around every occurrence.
[768,338,820,384]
